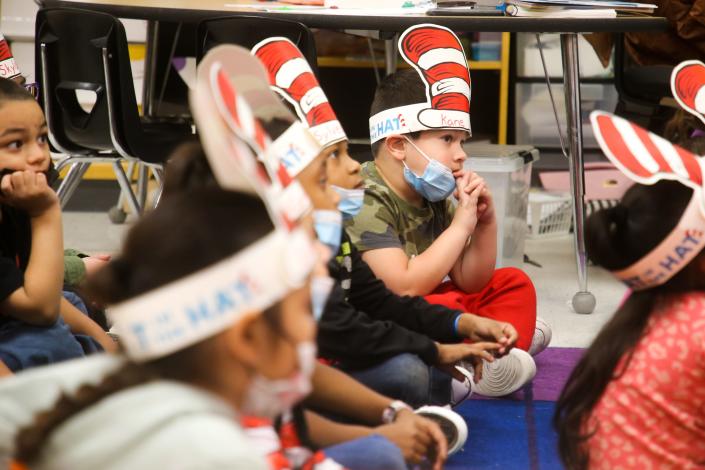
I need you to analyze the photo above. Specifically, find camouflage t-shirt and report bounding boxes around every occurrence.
[346,161,454,258]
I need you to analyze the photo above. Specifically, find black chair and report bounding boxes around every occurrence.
[613,32,675,133]
[36,7,193,219]
[196,15,318,75]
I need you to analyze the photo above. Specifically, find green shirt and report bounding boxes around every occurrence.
[346,161,454,258]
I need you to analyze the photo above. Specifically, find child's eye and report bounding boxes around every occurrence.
[442,135,453,143]
[330,151,339,159]
[7,140,22,150]
[38,134,48,145]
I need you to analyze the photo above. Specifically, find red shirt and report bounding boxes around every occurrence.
[586,292,705,469]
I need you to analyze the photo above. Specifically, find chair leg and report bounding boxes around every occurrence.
[136,163,149,212]
[112,160,142,218]
[150,166,164,210]
[57,162,91,209]
[111,160,136,219]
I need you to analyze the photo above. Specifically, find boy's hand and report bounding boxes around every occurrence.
[451,172,484,235]
[435,341,501,382]
[0,171,59,217]
[377,409,447,469]
[455,171,495,226]
[457,314,518,357]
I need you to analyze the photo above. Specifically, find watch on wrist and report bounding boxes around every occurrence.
[382,400,412,424]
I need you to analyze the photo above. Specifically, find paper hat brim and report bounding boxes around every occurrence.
[611,195,705,290]
[590,110,705,289]
[110,228,317,361]
[0,34,21,80]
[671,60,705,127]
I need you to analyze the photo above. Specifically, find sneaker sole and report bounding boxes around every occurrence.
[415,405,468,455]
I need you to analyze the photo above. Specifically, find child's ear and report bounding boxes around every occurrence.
[385,135,408,162]
[221,312,267,370]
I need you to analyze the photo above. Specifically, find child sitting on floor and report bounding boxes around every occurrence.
[0,78,113,372]
[555,65,705,469]
[251,35,522,404]
[188,46,448,469]
[345,24,547,397]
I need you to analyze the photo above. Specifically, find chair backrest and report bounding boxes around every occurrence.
[196,15,319,76]
[613,33,672,108]
[35,8,142,155]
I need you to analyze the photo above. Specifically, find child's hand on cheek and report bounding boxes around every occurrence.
[476,186,496,225]
[451,176,484,235]
[0,170,59,217]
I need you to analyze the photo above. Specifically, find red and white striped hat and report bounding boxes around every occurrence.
[671,60,705,127]
[368,24,471,144]
[590,110,705,290]
[193,45,317,227]
[0,33,21,80]
[252,37,347,149]
[109,46,320,362]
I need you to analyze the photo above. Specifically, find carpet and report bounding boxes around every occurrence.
[445,347,584,470]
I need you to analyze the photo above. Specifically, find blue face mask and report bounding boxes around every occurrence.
[310,276,335,321]
[402,138,457,202]
[332,186,365,219]
[314,210,343,256]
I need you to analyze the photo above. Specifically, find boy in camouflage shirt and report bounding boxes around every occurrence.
[347,25,550,397]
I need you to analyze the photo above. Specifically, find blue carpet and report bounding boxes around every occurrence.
[442,348,584,469]
[446,397,563,469]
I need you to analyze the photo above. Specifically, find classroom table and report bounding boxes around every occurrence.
[40,0,669,314]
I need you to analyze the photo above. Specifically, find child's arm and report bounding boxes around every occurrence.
[304,409,447,469]
[0,172,63,325]
[360,174,485,296]
[449,174,497,293]
[59,297,117,353]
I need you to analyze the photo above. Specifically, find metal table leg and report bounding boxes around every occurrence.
[560,33,596,314]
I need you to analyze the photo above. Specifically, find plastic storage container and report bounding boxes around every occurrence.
[514,82,618,148]
[527,191,573,238]
[516,33,613,78]
[463,143,538,268]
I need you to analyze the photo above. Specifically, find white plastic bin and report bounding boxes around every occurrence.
[515,82,618,148]
[527,191,573,238]
[463,143,538,268]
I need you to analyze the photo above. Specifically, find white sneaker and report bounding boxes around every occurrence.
[415,405,468,456]
[450,367,473,407]
[464,348,536,397]
[528,316,552,356]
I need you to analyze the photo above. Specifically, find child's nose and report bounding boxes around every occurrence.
[348,158,361,174]
[26,144,48,169]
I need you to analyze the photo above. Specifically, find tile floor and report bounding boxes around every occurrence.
[63,210,626,349]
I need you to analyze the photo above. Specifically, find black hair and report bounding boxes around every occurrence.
[369,69,426,158]
[554,179,705,469]
[0,77,34,105]
[663,109,705,155]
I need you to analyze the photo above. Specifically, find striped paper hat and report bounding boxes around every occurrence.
[252,37,347,149]
[106,46,321,362]
[0,33,21,80]
[671,60,705,127]
[590,110,705,290]
[368,24,471,144]
[197,45,320,225]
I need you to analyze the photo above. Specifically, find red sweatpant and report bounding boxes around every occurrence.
[424,267,537,351]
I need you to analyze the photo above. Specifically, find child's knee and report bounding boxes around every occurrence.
[385,354,431,406]
[494,267,536,295]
